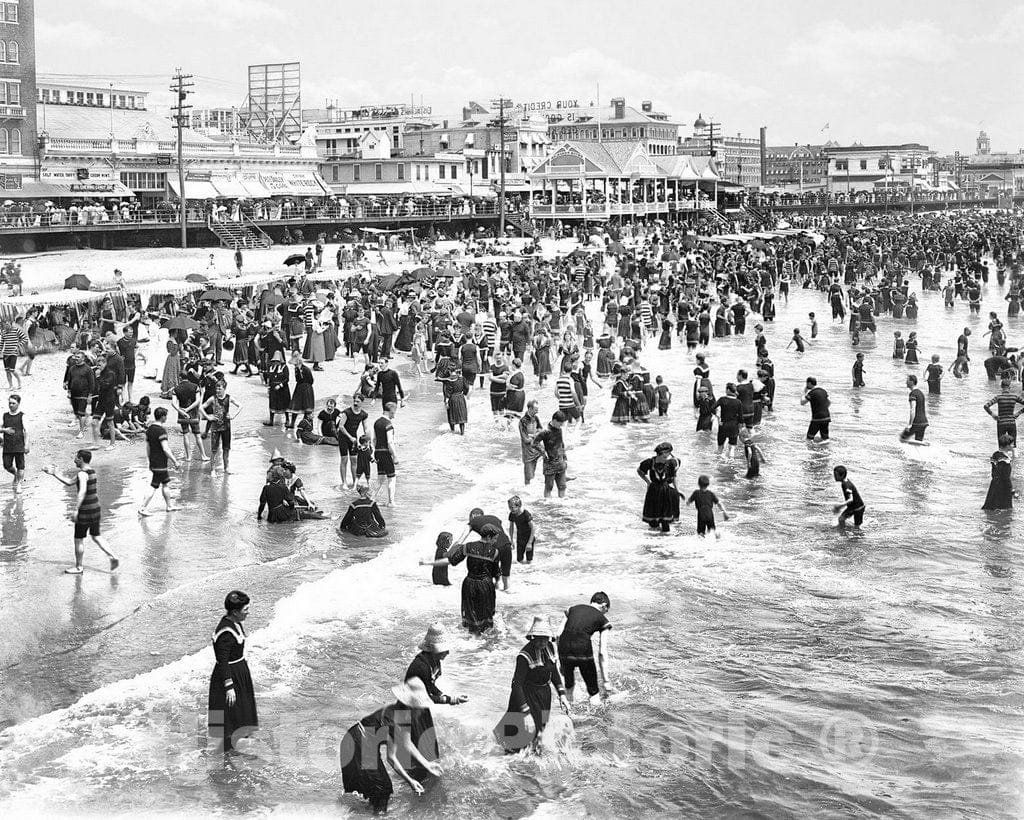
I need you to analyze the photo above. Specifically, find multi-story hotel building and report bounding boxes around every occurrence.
[678,115,761,189]
[0,0,36,190]
[540,97,679,156]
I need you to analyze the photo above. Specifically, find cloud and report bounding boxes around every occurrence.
[94,0,287,28]
[786,21,952,73]
[36,20,106,51]
[974,7,1024,43]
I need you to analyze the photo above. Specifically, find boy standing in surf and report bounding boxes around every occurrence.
[900,375,928,443]
[832,465,865,529]
[686,475,729,538]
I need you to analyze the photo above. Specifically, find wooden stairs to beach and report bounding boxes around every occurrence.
[742,204,771,226]
[504,213,536,237]
[207,215,274,250]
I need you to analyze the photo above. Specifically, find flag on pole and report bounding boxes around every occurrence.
[821,122,830,131]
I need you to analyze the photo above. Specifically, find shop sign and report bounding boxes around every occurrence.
[70,183,116,192]
[513,99,579,112]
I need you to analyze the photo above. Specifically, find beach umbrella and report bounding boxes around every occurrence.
[376,273,401,291]
[165,316,199,331]
[185,273,209,283]
[749,240,769,250]
[434,267,460,278]
[680,235,697,248]
[199,288,234,301]
[262,293,286,306]
[661,249,681,261]
[410,266,432,277]
[283,253,305,266]
[607,240,625,255]
[63,274,91,290]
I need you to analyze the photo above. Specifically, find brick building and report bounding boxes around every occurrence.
[0,0,36,190]
[763,142,835,190]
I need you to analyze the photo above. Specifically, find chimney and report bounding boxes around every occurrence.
[641,100,652,113]
[442,119,448,128]
[611,97,625,119]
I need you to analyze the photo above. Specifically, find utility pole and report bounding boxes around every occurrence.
[170,68,194,249]
[954,150,962,204]
[913,150,921,213]
[491,96,512,236]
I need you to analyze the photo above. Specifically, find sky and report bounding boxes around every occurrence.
[36,0,1024,154]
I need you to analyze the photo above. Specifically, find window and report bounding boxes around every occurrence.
[374,163,382,181]
[11,128,20,155]
[878,158,889,170]
[96,93,104,107]
[5,4,17,24]
[0,128,8,154]
[9,82,18,104]
[86,93,94,106]
[119,172,166,190]
[0,173,21,189]
[331,165,339,182]
[354,164,360,181]
[7,41,16,63]
[128,96,136,109]
[439,164,445,179]
[451,164,458,179]
[0,41,6,62]
[415,164,421,181]
[397,163,405,180]
[75,91,83,104]
[859,159,867,170]
[835,160,848,171]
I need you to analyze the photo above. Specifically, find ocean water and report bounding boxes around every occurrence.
[0,263,1022,818]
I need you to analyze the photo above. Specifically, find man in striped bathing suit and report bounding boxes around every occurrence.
[43,449,120,575]
[984,379,1024,448]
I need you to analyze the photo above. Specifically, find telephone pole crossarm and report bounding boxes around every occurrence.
[170,69,195,250]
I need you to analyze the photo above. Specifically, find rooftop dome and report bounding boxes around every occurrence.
[693,113,707,129]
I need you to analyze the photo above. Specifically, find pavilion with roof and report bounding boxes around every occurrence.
[527,140,720,221]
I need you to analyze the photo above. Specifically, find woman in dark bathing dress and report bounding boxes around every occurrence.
[637,442,680,532]
[983,442,1014,510]
[494,616,569,753]
[340,678,441,814]
[422,525,501,632]
[208,590,258,754]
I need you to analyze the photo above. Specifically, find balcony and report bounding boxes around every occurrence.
[44,136,304,158]
[529,201,676,219]
[0,104,24,118]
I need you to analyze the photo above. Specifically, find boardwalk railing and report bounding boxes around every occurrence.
[0,199,519,231]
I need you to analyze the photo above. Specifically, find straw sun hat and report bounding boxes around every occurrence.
[392,677,433,709]
[418,622,452,654]
[525,615,553,640]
